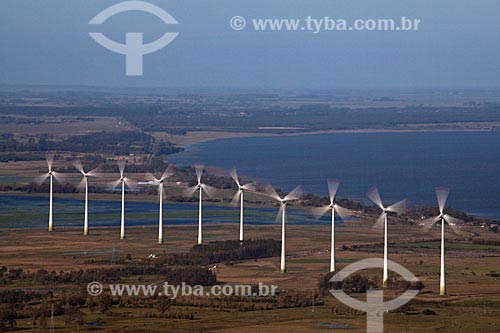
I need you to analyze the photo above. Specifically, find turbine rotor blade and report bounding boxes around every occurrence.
[372,212,386,230]
[284,185,303,202]
[160,164,175,181]
[52,171,65,183]
[145,173,160,182]
[367,186,384,210]
[124,177,137,189]
[242,181,256,192]
[87,167,101,178]
[230,168,241,187]
[386,199,408,215]
[231,189,242,206]
[194,164,204,183]
[275,203,285,223]
[444,214,464,234]
[35,173,50,184]
[201,183,216,198]
[312,205,330,220]
[436,187,450,214]
[46,154,54,171]
[420,216,441,232]
[73,160,85,175]
[264,185,282,202]
[76,177,86,192]
[118,159,126,177]
[108,179,122,190]
[184,185,199,197]
[327,179,340,204]
[334,204,354,222]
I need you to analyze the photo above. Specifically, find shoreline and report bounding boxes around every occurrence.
[163,123,498,147]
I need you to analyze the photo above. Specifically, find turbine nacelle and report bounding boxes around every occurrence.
[367,186,407,230]
[36,155,65,185]
[419,188,463,234]
[183,165,216,198]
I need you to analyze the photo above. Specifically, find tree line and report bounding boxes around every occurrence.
[157,239,282,266]
[0,131,182,156]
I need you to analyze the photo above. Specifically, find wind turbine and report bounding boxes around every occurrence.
[265,184,303,273]
[367,186,407,287]
[36,154,64,232]
[74,161,100,236]
[312,179,353,273]
[230,169,255,242]
[184,165,216,244]
[139,165,174,244]
[109,160,136,240]
[420,188,463,296]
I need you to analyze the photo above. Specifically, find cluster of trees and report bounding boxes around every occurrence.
[0,290,93,331]
[410,206,475,223]
[142,311,195,320]
[165,290,322,311]
[318,272,424,296]
[0,152,45,162]
[318,273,378,295]
[0,305,17,331]
[0,289,42,305]
[0,289,44,331]
[473,237,500,246]
[22,182,77,193]
[0,265,216,287]
[385,275,425,291]
[0,131,182,156]
[191,239,282,262]
[157,239,282,266]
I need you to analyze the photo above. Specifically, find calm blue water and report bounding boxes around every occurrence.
[170,131,500,219]
[0,195,317,228]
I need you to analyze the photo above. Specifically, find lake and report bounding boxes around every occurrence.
[170,131,500,219]
[0,195,316,229]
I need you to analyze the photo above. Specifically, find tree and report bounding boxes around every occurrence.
[157,298,172,313]
[0,305,17,331]
[98,294,112,314]
[64,304,84,330]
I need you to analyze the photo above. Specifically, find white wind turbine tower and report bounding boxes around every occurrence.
[230,169,256,242]
[74,161,100,236]
[420,187,463,296]
[312,179,353,273]
[265,184,303,273]
[36,154,64,232]
[184,165,216,244]
[367,186,407,287]
[139,165,175,244]
[109,160,136,240]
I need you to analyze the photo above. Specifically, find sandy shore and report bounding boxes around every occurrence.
[155,122,499,147]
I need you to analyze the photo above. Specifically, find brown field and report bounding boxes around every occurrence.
[0,116,138,136]
[2,220,500,332]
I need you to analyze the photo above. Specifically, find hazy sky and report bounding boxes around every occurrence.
[1,0,499,89]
